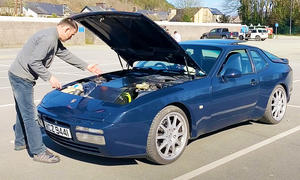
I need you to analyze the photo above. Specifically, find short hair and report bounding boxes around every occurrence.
[58,17,78,30]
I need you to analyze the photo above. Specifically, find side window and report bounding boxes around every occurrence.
[250,50,268,72]
[220,49,253,75]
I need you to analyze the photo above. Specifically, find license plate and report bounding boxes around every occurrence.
[44,121,72,139]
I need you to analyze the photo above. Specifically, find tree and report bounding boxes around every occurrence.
[222,0,240,15]
[236,0,300,34]
[219,14,230,23]
[169,0,202,8]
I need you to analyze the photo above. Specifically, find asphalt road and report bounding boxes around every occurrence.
[0,38,300,180]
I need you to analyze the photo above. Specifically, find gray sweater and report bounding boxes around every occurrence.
[9,27,88,81]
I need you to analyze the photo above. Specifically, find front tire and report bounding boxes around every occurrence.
[259,85,287,124]
[146,105,189,164]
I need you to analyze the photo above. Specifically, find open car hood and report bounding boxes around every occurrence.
[71,12,200,70]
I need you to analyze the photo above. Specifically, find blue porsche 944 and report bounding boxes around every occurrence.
[37,12,293,164]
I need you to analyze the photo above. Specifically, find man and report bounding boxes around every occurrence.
[8,18,101,163]
[173,31,181,42]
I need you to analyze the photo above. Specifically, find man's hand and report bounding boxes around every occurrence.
[87,64,101,75]
[49,75,62,89]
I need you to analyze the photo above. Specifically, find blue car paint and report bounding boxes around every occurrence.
[38,40,293,158]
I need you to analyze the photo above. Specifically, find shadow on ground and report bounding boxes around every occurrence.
[188,120,254,145]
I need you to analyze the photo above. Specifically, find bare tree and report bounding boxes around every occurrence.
[222,0,240,15]
[170,0,202,8]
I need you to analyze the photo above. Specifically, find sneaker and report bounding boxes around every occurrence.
[14,145,27,151]
[33,150,60,163]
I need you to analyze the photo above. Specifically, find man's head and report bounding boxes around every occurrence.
[57,18,78,42]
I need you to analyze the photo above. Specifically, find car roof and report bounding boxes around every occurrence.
[179,39,255,49]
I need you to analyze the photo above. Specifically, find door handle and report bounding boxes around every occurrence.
[250,79,257,86]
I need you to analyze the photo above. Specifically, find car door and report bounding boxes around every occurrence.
[205,49,259,132]
[208,29,217,39]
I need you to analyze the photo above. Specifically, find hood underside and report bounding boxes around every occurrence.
[71,11,199,69]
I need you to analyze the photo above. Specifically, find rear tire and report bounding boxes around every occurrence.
[259,85,287,124]
[239,35,244,40]
[146,105,189,164]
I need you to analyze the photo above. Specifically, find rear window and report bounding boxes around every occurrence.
[262,50,280,61]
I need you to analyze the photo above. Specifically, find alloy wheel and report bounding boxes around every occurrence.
[155,112,188,160]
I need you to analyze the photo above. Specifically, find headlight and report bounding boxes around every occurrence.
[76,133,106,145]
[75,126,105,145]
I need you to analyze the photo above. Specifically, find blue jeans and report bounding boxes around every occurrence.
[8,71,46,155]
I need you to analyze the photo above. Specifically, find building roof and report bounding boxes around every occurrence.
[81,6,116,12]
[24,2,65,16]
[209,8,223,15]
[81,6,105,12]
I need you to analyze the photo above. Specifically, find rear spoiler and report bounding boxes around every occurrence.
[271,58,289,64]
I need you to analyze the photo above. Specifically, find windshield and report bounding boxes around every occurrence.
[180,45,222,74]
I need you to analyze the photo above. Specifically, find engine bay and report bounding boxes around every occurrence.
[61,70,190,105]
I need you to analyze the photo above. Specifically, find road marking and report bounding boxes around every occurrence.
[0,64,9,67]
[174,125,300,180]
[0,100,41,108]
[288,104,300,108]
[294,80,300,83]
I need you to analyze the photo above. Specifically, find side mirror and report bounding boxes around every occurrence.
[222,68,242,79]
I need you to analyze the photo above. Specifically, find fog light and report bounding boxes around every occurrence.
[76,133,106,145]
[75,126,103,134]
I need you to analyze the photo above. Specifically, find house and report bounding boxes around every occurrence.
[230,16,242,24]
[209,8,223,22]
[81,3,116,13]
[171,7,224,23]
[23,2,72,17]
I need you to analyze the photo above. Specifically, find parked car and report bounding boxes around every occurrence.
[201,28,239,39]
[239,28,268,41]
[37,12,293,165]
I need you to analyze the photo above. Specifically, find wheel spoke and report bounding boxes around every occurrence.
[275,108,279,118]
[159,140,168,151]
[164,144,171,156]
[177,132,184,137]
[175,122,183,132]
[171,144,176,155]
[172,115,178,129]
[159,124,167,132]
[167,116,172,128]
[272,106,277,114]
[156,134,167,140]
[175,139,182,146]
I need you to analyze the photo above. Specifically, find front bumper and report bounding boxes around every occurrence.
[38,107,149,158]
